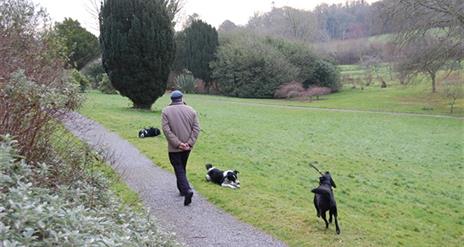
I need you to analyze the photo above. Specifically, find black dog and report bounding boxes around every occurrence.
[311,171,340,234]
[138,127,161,138]
[205,164,240,189]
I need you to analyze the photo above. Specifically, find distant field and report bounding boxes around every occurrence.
[182,78,464,116]
[335,65,464,116]
[81,91,463,247]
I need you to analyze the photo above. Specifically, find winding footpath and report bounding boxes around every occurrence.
[62,112,287,247]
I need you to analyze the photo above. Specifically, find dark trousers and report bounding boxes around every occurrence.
[168,151,191,195]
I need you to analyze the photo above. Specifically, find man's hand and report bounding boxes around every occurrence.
[178,143,191,151]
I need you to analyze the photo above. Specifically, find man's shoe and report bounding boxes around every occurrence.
[184,191,193,206]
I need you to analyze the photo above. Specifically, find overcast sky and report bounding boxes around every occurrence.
[33,0,378,35]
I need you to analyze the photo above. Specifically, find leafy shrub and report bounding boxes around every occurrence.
[211,34,340,98]
[274,81,305,98]
[306,60,341,91]
[1,0,83,164]
[267,38,341,91]
[81,59,106,89]
[193,79,207,94]
[304,86,332,100]
[176,71,196,93]
[69,69,90,92]
[274,82,332,100]
[211,33,299,98]
[0,136,179,246]
[98,74,118,94]
[0,70,82,163]
[265,38,316,82]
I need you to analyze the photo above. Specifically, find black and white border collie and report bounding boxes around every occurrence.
[205,164,240,189]
[138,127,161,138]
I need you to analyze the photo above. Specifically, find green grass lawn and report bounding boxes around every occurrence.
[180,83,464,116]
[80,90,463,247]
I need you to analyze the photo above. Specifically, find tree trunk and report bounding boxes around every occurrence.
[388,64,393,80]
[133,103,152,109]
[450,97,456,114]
[430,71,436,93]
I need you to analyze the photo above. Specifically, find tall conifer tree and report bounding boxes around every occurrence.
[100,0,175,109]
[175,19,218,89]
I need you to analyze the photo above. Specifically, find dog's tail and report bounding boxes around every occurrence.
[205,163,213,170]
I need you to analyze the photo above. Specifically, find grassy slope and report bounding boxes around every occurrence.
[52,125,144,210]
[81,91,463,247]
[177,70,463,116]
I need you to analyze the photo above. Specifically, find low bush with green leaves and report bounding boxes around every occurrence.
[176,72,196,93]
[211,33,340,98]
[98,74,118,95]
[211,33,298,98]
[0,135,178,246]
[266,38,341,91]
[1,70,82,163]
[81,59,106,89]
[69,69,90,92]
[306,59,341,91]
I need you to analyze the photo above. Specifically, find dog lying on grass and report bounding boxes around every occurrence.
[205,164,240,189]
[138,127,161,138]
[311,171,341,234]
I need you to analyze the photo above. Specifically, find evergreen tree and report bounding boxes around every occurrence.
[99,0,175,109]
[175,19,218,89]
[54,18,100,70]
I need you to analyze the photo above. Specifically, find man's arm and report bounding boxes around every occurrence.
[187,111,200,147]
[162,111,182,148]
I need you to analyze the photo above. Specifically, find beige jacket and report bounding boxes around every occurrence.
[161,102,200,152]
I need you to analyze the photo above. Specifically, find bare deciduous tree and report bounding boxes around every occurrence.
[381,0,464,92]
[395,34,459,92]
[441,74,463,113]
[360,55,386,88]
[247,6,325,43]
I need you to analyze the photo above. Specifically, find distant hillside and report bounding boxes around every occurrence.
[219,0,392,43]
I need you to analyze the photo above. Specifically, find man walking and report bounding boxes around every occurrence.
[162,90,200,206]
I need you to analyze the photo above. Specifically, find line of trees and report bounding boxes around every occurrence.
[170,17,340,99]
[47,0,462,108]
[381,0,464,93]
[221,0,391,43]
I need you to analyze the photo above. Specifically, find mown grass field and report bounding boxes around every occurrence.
[80,85,463,246]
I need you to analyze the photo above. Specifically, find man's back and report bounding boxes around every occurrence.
[162,102,200,152]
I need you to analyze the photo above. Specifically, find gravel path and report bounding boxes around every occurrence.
[62,112,287,247]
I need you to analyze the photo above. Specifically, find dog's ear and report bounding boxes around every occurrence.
[233,170,239,175]
[205,164,213,170]
[324,171,336,188]
[330,177,336,188]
